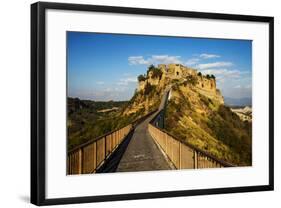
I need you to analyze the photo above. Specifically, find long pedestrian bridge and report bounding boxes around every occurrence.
[68,87,234,175]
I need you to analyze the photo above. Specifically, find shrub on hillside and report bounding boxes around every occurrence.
[144,83,156,95]
[186,75,197,85]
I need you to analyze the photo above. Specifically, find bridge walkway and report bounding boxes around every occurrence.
[116,88,172,172]
[116,111,171,172]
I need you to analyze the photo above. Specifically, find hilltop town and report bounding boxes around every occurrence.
[123,63,224,115]
[138,63,223,102]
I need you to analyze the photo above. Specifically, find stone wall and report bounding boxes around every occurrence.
[196,76,216,92]
[164,64,197,79]
[195,87,224,104]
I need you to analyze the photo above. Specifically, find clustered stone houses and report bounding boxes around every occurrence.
[138,64,215,92]
[137,63,224,104]
[158,63,197,78]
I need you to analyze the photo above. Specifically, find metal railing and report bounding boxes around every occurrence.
[67,124,132,174]
[148,112,234,169]
[67,110,158,175]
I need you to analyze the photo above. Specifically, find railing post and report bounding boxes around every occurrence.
[67,155,70,174]
[109,134,112,153]
[103,137,106,161]
[194,150,198,169]
[95,142,98,171]
[78,148,83,174]
[104,136,107,159]
[179,142,182,169]
[165,133,167,153]
[93,142,96,173]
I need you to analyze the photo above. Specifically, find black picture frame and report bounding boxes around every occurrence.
[31,2,274,206]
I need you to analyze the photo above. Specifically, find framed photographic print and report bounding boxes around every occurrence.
[31,2,274,206]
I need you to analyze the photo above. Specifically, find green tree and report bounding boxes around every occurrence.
[151,68,163,79]
[138,74,146,82]
[148,64,155,71]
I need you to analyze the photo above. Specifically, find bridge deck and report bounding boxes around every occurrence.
[116,111,171,172]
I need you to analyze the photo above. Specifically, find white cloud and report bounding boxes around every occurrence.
[150,55,182,64]
[197,62,233,70]
[234,84,251,89]
[128,56,149,65]
[96,81,104,85]
[128,55,182,66]
[199,67,252,99]
[199,53,220,59]
[185,58,200,66]
[201,68,239,77]
[117,77,137,86]
[201,68,240,84]
[129,54,223,67]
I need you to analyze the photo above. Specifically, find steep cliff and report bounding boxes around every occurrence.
[165,82,252,166]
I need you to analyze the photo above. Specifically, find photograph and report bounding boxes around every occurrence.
[67,32,252,175]
[29,2,274,205]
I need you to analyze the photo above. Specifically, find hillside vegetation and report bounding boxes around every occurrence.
[165,82,252,166]
[67,98,144,150]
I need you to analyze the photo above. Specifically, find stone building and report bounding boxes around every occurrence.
[196,75,216,92]
[158,64,197,79]
[136,63,223,104]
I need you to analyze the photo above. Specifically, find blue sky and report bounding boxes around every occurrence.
[67,32,252,101]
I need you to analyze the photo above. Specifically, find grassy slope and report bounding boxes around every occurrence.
[165,83,252,166]
[67,98,144,150]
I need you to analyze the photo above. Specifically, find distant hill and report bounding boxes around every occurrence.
[224,97,252,107]
[68,97,128,115]
[67,98,136,150]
